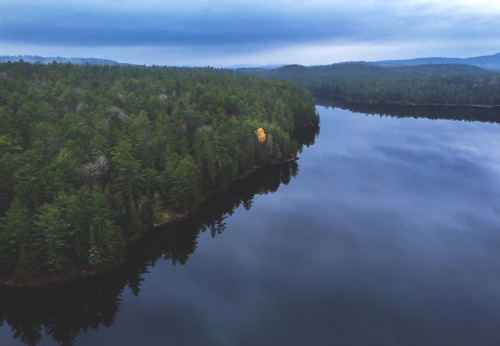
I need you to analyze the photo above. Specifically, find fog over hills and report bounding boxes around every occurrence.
[2,52,500,71]
[0,55,127,65]
[370,52,500,71]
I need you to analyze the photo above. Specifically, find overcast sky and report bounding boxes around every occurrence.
[1,0,500,67]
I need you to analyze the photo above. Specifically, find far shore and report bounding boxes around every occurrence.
[320,94,500,108]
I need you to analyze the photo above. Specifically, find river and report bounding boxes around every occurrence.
[1,99,500,345]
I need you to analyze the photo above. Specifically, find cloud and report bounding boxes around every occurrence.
[1,0,500,65]
[2,6,353,47]
[3,1,500,47]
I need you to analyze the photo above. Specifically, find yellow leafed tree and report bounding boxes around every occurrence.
[255,128,266,143]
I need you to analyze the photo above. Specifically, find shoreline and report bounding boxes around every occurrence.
[153,156,299,227]
[0,157,299,288]
[320,94,500,108]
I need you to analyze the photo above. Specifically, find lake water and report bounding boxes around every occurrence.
[2,100,500,345]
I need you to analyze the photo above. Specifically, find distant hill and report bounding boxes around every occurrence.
[240,62,490,81]
[388,64,488,76]
[238,61,500,106]
[238,52,500,73]
[371,52,500,71]
[5,52,500,71]
[0,55,128,66]
[227,64,283,69]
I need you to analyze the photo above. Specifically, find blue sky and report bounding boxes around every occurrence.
[1,0,500,66]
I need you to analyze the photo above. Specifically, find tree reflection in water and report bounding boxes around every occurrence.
[316,96,500,124]
[0,127,319,346]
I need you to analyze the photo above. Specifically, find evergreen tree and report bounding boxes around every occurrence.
[111,139,144,202]
[87,189,125,266]
[170,155,200,212]
[0,199,31,274]
[34,204,71,271]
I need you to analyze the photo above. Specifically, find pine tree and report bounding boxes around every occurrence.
[170,155,200,212]
[34,204,70,271]
[87,189,125,266]
[111,139,144,202]
[0,199,31,274]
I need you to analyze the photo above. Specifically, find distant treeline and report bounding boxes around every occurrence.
[241,63,500,105]
[0,55,124,65]
[0,61,318,279]
[315,97,500,124]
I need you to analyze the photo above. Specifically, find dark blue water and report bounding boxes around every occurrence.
[2,101,500,345]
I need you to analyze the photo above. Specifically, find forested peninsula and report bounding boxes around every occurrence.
[0,61,319,285]
[241,63,500,106]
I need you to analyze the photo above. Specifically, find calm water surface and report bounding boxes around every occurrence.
[2,101,500,345]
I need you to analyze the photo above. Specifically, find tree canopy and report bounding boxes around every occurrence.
[0,61,318,279]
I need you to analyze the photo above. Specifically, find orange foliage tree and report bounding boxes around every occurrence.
[255,128,266,143]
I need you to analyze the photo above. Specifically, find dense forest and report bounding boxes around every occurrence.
[0,61,318,280]
[241,63,500,105]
